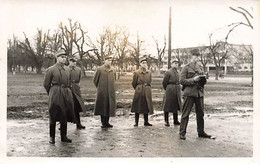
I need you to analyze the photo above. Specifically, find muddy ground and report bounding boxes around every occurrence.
[6,74,253,157]
[7,112,252,157]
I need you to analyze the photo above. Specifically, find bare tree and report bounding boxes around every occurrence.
[153,36,166,70]
[114,27,130,71]
[129,32,144,69]
[20,29,49,74]
[86,26,117,66]
[198,46,211,73]
[208,7,253,80]
[59,18,79,57]
[231,44,253,85]
[208,34,233,80]
[172,48,189,69]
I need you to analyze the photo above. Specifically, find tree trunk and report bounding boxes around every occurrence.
[215,66,219,80]
[80,64,86,77]
[36,66,42,74]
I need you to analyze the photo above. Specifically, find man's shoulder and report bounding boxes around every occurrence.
[46,64,57,72]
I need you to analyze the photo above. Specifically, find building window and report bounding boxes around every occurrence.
[244,66,248,69]
[238,66,242,69]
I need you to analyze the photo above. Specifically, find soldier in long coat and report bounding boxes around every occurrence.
[179,49,212,140]
[162,60,182,126]
[43,50,77,144]
[69,58,87,129]
[131,57,154,127]
[93,56,116,128]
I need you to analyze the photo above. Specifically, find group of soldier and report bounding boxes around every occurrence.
[43,49,212,144]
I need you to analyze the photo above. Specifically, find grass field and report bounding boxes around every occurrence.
[7,73,253,119]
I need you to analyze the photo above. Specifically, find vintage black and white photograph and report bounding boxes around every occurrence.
[1,0,260,163]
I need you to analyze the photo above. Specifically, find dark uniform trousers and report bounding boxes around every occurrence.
[179,96,204,135]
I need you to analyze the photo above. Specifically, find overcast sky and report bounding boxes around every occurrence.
[1,0,258,55]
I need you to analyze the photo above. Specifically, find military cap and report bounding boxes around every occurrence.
[171,59,179,63]
[104,55,113,60]
[139,56,147,63]
[69,57,77,62]
[190,49,200,56]
[54,50,67,58]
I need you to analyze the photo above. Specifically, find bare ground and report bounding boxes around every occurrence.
[6,74,253,157]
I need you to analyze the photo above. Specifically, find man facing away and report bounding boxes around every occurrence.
[93,55,116,128]
[43,50,77,144]
[131,56,154,127]
[162,60,182,126]
[68,58,87,129]
[179,49,212,140]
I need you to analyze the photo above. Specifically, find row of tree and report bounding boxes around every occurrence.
[7,7,253,81]
[8,20,150,76]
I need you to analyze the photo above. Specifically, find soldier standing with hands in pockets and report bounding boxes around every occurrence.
[68,58,87,130]
[131,56,154,127]
[93,55,116,128]
[162,60,182,126]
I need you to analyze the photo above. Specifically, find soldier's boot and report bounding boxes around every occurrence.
[101,115,107,128]
[106,116,113,128]
[198,132,212,138]
[76,113,85,129]
[49,124,56,144]
[164,112,170,126]
[144,114,152,126]
[60,123,72,143]
[173,113,180,125]
[134,113,139,127]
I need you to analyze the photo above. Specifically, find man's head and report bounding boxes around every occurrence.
[55,50,67,65]
[139,56,148,69]
[190,49,200,63]
[104,55,113,66]
[69,58,77,66]
[171,60,179,68]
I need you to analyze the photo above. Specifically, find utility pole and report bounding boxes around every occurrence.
[168,6,172,69]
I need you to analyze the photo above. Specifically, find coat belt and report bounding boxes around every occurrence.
[51,84,70,88]
[137,83,151,87]
[168,82,180,85]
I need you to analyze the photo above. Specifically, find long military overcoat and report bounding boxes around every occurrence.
[43,63,77,124]
[162,67,182,113]
[93,65,116,117]
[69,65,87,113]
[131,68,154,114]
[180,63,206,98]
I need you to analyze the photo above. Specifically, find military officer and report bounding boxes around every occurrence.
[131,56,154,127]
[162,60,182,126]
[43,50,77,144]
[93,55,116,128]
[69,58,87,129]
[179,49,211,140]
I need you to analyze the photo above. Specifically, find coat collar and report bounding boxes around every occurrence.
[102,64,113,72]
[56,63,65,70]
[69,65,76,70]
[138,68,148,74]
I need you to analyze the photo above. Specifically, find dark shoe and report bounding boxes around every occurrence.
[198,132,212,138]
[77,124,86,129]
[61,136,72,143]
[179,134,186,140]
[144,122,152,126]
[106,123,113,128]
[134,123,138,127]
[49,137,55,144]
[165,122,170,127]
[101,125,107,128]
[174,121,180,125]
